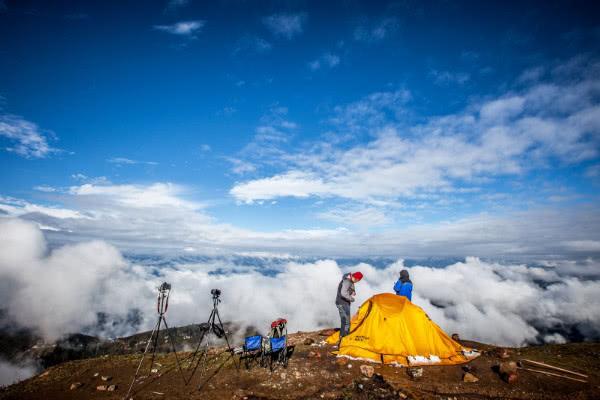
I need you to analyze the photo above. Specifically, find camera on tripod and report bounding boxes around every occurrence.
[211,288,221,298]
[159,282,171,292]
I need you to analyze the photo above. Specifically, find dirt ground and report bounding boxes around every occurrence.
[1,331,598,400]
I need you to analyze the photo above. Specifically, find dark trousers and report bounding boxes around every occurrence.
[336,303,350,339]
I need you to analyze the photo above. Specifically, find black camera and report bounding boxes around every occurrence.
[211,288,221,298]
[159,282,171,292]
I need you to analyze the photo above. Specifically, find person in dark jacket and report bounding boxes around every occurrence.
[393,269,413,301]
[335,271,363,343]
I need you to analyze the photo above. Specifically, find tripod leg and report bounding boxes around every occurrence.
[186,308,214,371]
[189,333,211,387]
[214,308,239,370]
[124,318,160,400]
[148,316,162,375]
[161,317,186,383]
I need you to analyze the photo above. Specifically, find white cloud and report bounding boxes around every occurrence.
[0,196,86,220]
[154,20,205,37]
[0,359,37,386]
[227,157,257,175]
[68,182,200,209]
[354,17,399,42]
[231,58,600,203]
[308,53,340,71]
[429,69,470,85]
[317,205,390,227]
[2,182,598,259]
[262,13,307,39]
[329,89,411,133]
[227,106,299,175]
[71,174,111,185]
[107,157,158,166]
[33,185,56,193]
[232,171,328,202]
[0,114,57,158]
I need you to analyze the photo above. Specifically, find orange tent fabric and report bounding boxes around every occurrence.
[327,293,479,366]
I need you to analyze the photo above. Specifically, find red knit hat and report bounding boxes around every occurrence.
[351,271,363,281]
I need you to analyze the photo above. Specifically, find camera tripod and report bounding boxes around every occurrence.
[185,289,239,386]
[124,282,185,400]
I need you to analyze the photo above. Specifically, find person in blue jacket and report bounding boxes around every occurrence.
[393,269,412,301]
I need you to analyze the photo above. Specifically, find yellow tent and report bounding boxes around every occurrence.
[327,293,479,366]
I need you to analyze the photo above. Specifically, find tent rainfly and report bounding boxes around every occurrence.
[327,293,480,366]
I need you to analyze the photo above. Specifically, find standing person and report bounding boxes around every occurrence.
[393,269,413,301]
[335,271,363,344]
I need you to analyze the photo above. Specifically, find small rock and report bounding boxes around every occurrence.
[280,372,287,379]
[499,361,518,375]
[496,347,511,359]
[347,364,353,369]
[39,371,50,378]
[96,385,107,391]
[101,375,112,381]
[335,357,349,366]
[451,333,460,341]
[294,371,301,379]
[107,384,117,392]
[151,368,159,373]
[70,382,83,390]
[398,392,408,399]
[303,337,315,345]
[93,372,99,377]
[463,372,479,383]
[359,364,375,378]
[319,328,337,336]
[502,372,518,384]
[407,367,423,379]
[307,351,321,359]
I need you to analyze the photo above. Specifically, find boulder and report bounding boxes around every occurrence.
[359,364,375,378]
[463,372,479,383]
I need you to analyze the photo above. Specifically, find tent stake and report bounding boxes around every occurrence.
[518,367,588,383]
[521,359,588,378]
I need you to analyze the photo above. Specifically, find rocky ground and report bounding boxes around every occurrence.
[1,330,598,400]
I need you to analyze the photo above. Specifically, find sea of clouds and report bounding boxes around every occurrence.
[2,217,599,351]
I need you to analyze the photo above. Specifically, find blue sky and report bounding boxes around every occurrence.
[1,0,599,259]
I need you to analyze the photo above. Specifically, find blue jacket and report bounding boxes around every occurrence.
[393,280,412,301]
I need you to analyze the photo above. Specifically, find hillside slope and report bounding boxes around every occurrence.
[1,330,598,400]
